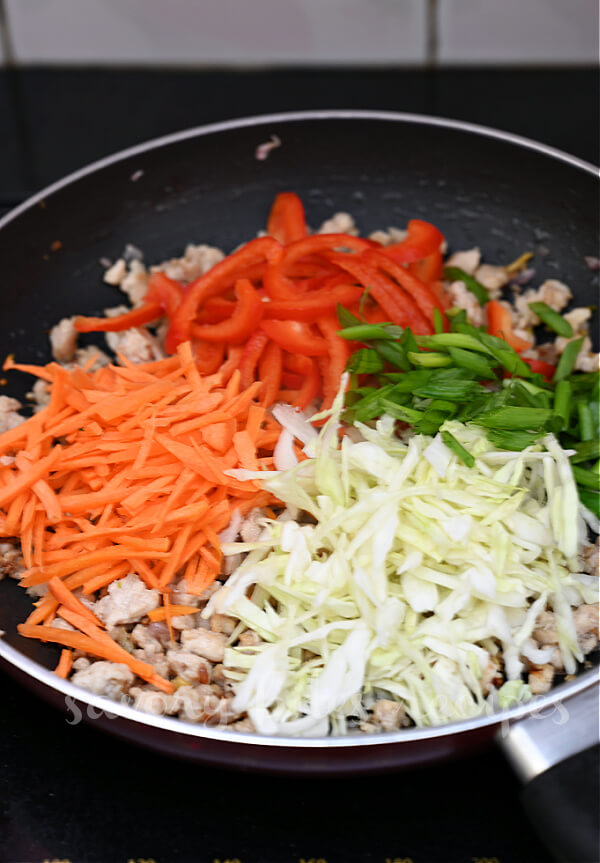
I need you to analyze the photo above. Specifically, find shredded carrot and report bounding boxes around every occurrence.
[54,648,74,679]
[2,343,279,688]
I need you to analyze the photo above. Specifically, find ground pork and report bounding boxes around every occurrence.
[446,280,485,326]
[372,699,408,731]
[445,248,481,276]
[49,317,78,362]
[474,263,508,298]
[318,212,359,236]
[166,648,211,684]
[95,574,160,629]
[105,327,165,364]
[180,628,227,663]
[513,279,572,330]
[528,663,555,695]
[153,244,224,284]
[71,661,134,698]
[0,543,22,580]
[368,226,407,246]
[0,396,25,434]
[129,686,178,716]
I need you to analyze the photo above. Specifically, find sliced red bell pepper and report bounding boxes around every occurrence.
[193,340,225,375]
[384,219,444,265]
[258,340,283,407]
[326,252,433,334]
[219,345,244,384]
[73,302,163,333]
[282,352,313,375]
[365,249,445,324]
[194,296,236,325]
[317,315,351,410]
[190,279,263,344]
[521,357,556,381]
[295,357,321,409]
[281,234,373,267]
[165,236,282,353]
[267,192,307,245]
[145,272,184,318]
[282,371,304,389]
[260,320,330,357]
[238,331,269,389]
[263,283,363,322]
[409,249,444,284]
[487,300,533,353]
[262,263,306,300]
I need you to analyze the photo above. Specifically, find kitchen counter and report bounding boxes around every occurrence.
[0,65,597,863]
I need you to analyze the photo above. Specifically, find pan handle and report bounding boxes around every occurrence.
[499,679,599,863]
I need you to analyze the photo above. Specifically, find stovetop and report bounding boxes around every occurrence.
[0,65,597,863]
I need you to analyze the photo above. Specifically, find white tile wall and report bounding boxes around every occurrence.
[4,0,427,65]
[438,0,599,64]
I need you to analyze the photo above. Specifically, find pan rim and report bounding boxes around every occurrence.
[0,108,598,748]
[0,109,597,235]
[1,639,597,748]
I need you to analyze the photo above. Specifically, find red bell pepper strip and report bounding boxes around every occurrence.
[282,352,313,375]
[282,371,304,389]
[193,340,225,375]
[238,331,269,389]
[409,249,444,284]
[281,234,373,267]
[190,279,264,344]
[384,219,444,265]
[258,340,283,406]
[73,302,163,333]
[326,252,433,334]
[144,272,184,318]
[262,263,306,300]
[260,320,330,357]
[295,357,321,409]
[487,300,533,353]
[317,315,351,410]
[267,192,307,245]
[194,296,236,325]
[364,249,445,324]
[521,357,556,381]
[219,345,244,384]
[263,283,363,322]
[165,236,282,353]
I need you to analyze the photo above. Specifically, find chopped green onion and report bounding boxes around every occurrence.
[571,465,598,490]
[407,351,453,368]
[443,266,490,305]
[336,304,361,329]
[401,328,419,356]
[413,379,481,402]
[485,429,543,450]
[448,346,497,379]
[528,301,573,337]
[386,370,432,391]
[570,439,600,464]
[441,430,475,467]
[338,323,397,342]
[475,406,553,430]
[553,337,584,382]
[433,308,444,334]
[577,487,600,517]
[358,286,371,318]
[416,333,493,355]
[553,380,572,429]
[577,401,595,441]
[379,400,424,423]
[373,340,411,371]
[346,348,384,375]
[449,308,468,327]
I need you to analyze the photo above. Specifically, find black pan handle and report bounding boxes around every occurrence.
[520,744,599,863]
[499,678,599,863]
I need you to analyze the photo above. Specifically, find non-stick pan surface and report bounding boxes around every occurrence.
[0,112,598,778]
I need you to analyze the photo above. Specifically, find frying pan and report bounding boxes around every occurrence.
[0,111,598,860]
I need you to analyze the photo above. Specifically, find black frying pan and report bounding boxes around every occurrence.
[0,112,598,861]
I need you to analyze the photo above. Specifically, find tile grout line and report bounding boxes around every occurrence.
[426,0,439,68]
[0,0,15,66]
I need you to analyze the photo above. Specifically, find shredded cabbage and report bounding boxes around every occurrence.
[207,395,597,736]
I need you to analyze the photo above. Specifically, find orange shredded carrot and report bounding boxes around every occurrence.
[147,604,199,622]
[54,648,74,679]
[2,341,279,684]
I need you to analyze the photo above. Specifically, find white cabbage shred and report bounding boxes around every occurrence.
[208,394,597,736]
